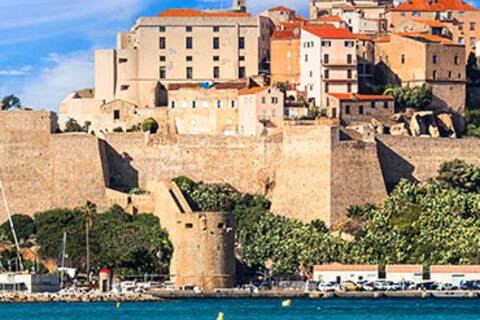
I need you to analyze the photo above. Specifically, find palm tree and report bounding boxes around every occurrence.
[83,201,97,281]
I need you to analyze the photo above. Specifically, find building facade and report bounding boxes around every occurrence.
[313,264,379,283]
[430,265,480,286]
[387,0,480,59]
[310,0,393,19]
[301,25,358,108]
[385,265,423,283]
[326,93,394,122]
[270,22,303,85]
[238,87,284,136]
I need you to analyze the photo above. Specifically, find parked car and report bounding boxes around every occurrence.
[340,281,359,291]
[461,280,480,290]
[372,280,400,291]
[317,282,339,292]
[412,281,438,291]
[356,280,374,291]
[438,283,459,291]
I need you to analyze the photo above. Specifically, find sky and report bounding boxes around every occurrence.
[0,0,477,111]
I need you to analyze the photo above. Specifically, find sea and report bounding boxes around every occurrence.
[1,298,479,320]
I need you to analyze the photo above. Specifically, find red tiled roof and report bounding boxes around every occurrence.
[431,265,480,273]
[272,29,301,40]
[386,265,423,273]
[395,32,456,45]
[268,6,295,12]
[311,15,344,22]
[374,34,391,43]
[302,25,354,39]
[412,19,446,28]
[158,9,252,17]
[314,264,379,272]
[393,0,478,12]
[328,93,394,101]
[239,86,268,95]
[355,33,374,41]
[340,5,356,11]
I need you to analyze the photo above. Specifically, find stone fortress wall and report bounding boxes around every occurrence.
[3,111,480,227]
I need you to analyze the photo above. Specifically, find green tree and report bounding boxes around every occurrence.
[141,118,159,134]
[113,127,124,133]
[1,95,21,111]
[83,201,97,277]
[0,214,35,245]
[383,85,432,110]
[466,109,480,137]
[436,159,480,193]
[64,118,84,133]
[467,52,480,83]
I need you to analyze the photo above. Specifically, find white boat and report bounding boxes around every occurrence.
[431,291,474,298]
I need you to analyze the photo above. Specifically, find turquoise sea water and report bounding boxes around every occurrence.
[1,298,480,320]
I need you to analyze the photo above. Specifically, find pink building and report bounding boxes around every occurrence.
[238,87,284,136]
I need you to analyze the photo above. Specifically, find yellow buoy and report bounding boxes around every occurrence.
[282,299,292,308]
[116,302,121,309]
[217,312,224,320]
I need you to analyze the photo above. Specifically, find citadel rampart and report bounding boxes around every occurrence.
[3,111,480,227]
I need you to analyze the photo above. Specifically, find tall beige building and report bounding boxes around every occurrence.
[95,8,273,109]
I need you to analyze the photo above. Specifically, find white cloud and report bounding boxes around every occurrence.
[0,65,32,76]
[18,51,94,110]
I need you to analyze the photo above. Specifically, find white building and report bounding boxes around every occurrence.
[300,25,358,108]
[313,264,378,283]
[476,41,480,57]
[430,265,480,286]
[0,273,60,293]
[385,265,423,283]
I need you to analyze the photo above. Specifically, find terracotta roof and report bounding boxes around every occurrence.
[302,25,354,39]
[158,9,252,17]
[272,29,301,40]
[393,0,478,12]
[295,15,309,22]
[314,264,379,272]
[311,15,344,22]
[431,265,480,273]
[328,93,394,101]
[374,34,391,43]
[355,33,374,41]
[395,32,456,45]
[386,265,423,273]
[340,5,356,11]
[239,86,268,96]
[412,19,446,28]
[268,6,295,12]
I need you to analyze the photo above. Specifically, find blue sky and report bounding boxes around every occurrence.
[0,0,476,111]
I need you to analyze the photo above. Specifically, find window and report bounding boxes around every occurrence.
[186,37,193,49]
[471,22,476,31]
[347,54,353,64]
[272,97,278,104]
[323,54,329,64]
[305,54,308,62]
[454,56,459,65]
[160,56,166,62]
[432,55,438,64]
[325,83,329,93]
[449,71,452,79]
[400,11,405,16]
[347,83,352,93]
[119,58,128,63]
[261,97,266,104]
[309,71,313,78]
[347,69,352,79]
[401,54,405,64]
[217,100,222,108]
[213,66,220,79]
[344,41,354,47]
[345,105,351,114]
[239,66,246,78]
[186,56,192,61]
[171,101,175,109]
[239,56,245,61]
[120,85,129,91]
[159,37,166,49]
[192,101,196,109]
[213,26,220,32]
[459,37,464,45]
[159,26,166,32]
[321,40,331,47]
[384,101,388,109]
[160,67,166,79]
[239,37,245,49]
[213,56,220,61]
[186,26,192,32]
[231,100,236,108]
[324,69,329,79]
[359,106,364,115]
[186,67,193,79]
[412,11,420,17]
[185,223,193,229]
[433,70,437,79]
[213,37,220,49]
[470,37,476,46]
[371,101,376,109]
[459,24,464,31]
[113,110,120,120]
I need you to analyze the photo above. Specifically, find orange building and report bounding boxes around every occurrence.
[387,0,480,58]
[270,22,304,85]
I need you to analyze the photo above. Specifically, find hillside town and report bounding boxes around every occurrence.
[2,0,480,300]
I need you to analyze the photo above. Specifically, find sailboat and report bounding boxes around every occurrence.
[57,231,77,283]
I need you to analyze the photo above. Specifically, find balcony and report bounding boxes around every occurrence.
[322,61,356,67]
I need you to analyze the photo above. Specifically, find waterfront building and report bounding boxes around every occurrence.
[430,265,480,286]
[313,264,379,283]
[238,86,284,136]
[300,25,358,109]
[385,265,423,283]
[387,0,480,59]
[0,273,60,293]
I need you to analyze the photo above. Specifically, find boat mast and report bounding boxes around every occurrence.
[0,175,24,272]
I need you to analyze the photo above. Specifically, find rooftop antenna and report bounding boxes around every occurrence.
[0,175,24,272]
